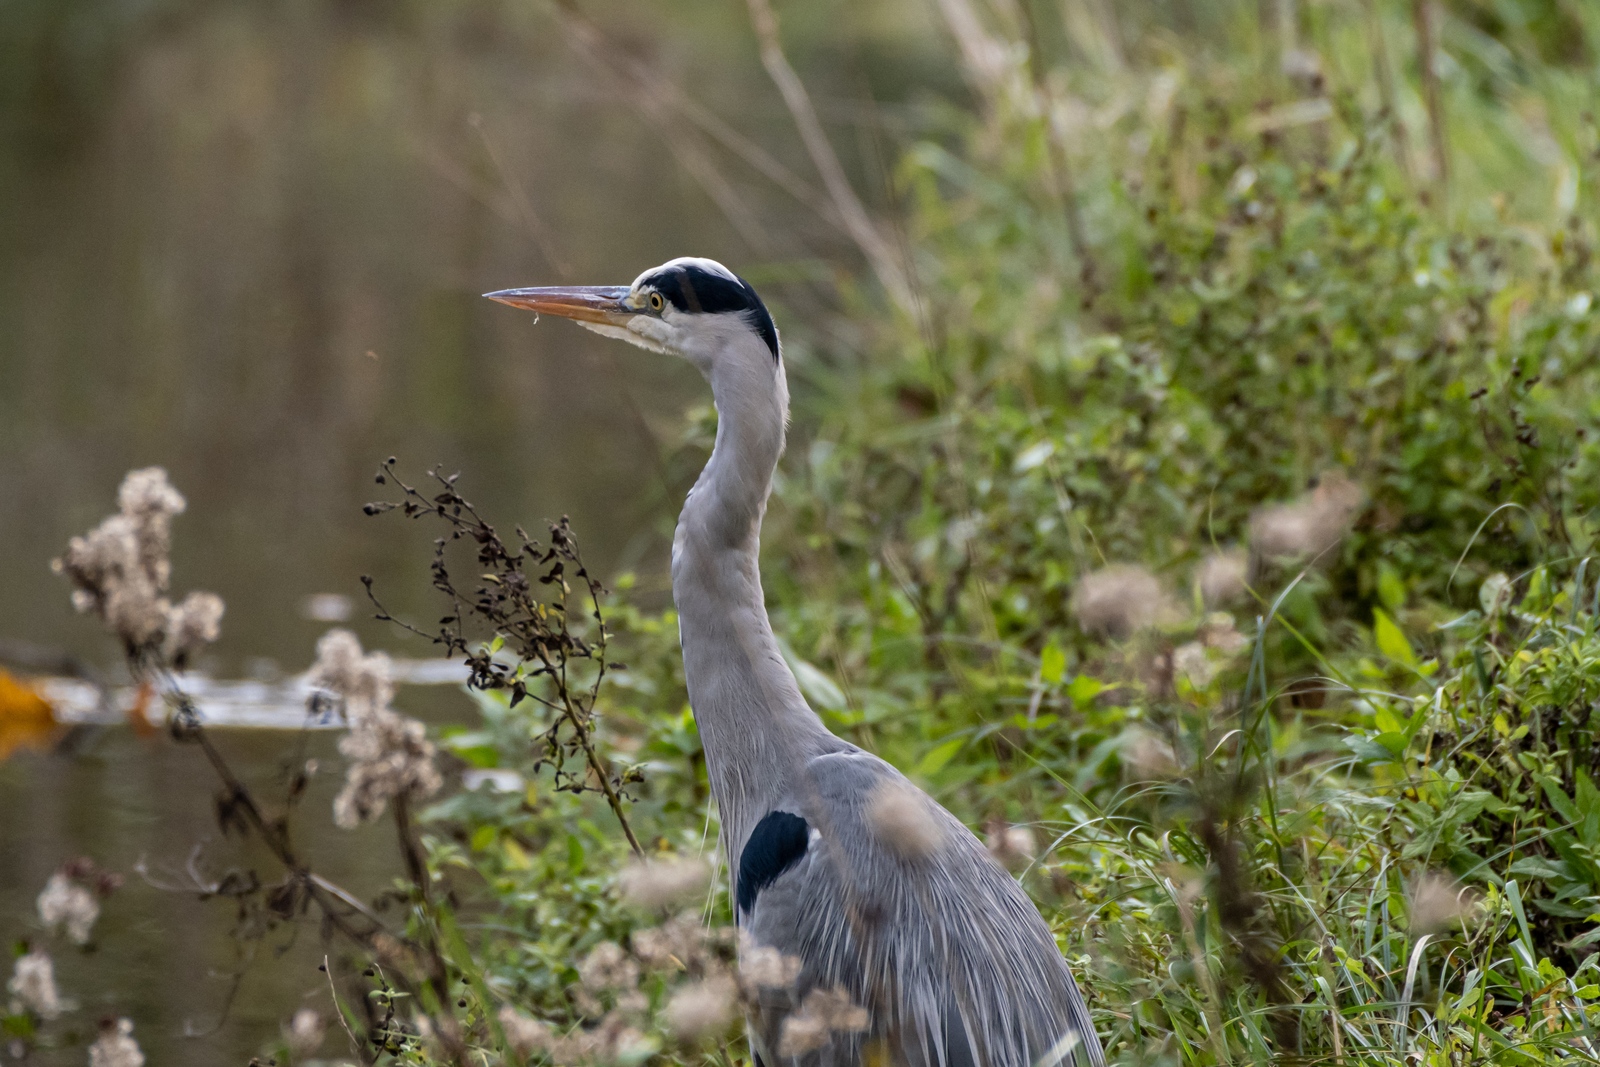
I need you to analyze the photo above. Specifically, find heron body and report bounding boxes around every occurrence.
[488,259,1103,1067]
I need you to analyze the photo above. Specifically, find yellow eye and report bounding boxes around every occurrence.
[648,291,665,313]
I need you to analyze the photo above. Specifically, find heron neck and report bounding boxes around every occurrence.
[671,346,830,853]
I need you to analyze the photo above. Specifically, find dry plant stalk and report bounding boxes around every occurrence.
[1411,0,1449,192]
[546,0,774,253]
[363,460,644,855]
[54,468,467,1066]
[743,0,919,320]
[546,0,839,235]
[933,0,1098,294]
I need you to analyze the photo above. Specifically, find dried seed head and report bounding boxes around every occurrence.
[1073,565,1172,638]
[778,1014,831,1057]
[54,469,223,666]
[738,933,803,990]
[579,941,640,993]
[89,1018,145,1067]
[778,986,871,1055]
[547,1013,652,1065]
[309,629,394,722]
[633,913,712,974]
[1409,872,1484,934]
[286,1009,324,1058]
[1171,642,1217,690]
[1199,613,1249,654]
[618,857,711,912]
[312,630,441,829]
[867,779,945,860]
[1196,551,1249,608]
[986,823,1037,872]
[163,591,225,664]
[7,951,61,1019]
[118,467,186,522]
[37,872,99,945]
[1124,729,1179,780]
[498,1007,553,1056]
[1249,471,1364,563]
[663,975,738,1041]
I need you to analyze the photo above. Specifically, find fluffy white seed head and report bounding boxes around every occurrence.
[579,941,640,993]
[663,975,738,1041]
[1197,550,1249,607]
[1171,642,1217,690]
[1408,872,1484,934]
[618,857,711,912]
[286,1008,325,1058]
[498,1007,553,1056]
[1124,729,1180,780]
[54,468,223,666]
[778,986,870,1056]
[7,951,61,1019]
[633,913,714,974]
[1073,565,1173,638]
[1249,471,1364,563]
[37,873,99,945]
[311,630,441,828]
[89,1018,145,1067]
[739,936,804,990]
[867,779,946,860]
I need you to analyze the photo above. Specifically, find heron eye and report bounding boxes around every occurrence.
[648,292,665,313]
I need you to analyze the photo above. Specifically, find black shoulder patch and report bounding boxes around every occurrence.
[640,262,781,363]
[737,810,809,915]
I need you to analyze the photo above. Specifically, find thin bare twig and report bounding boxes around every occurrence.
[366,462,645,857]
[1411,0,1449,194]
[326,955,371,1066]
[1014,0,1099,295]
[547,0,839,230]
[1360,0,1415,181]
[743,0,920,319]
[468,113,572,279]
[544,0,775,254]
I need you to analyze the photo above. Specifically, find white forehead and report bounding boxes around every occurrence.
[630,256,738,290]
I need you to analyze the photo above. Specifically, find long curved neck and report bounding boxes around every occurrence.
[670,338,830,855]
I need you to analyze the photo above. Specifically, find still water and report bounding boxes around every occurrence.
[0,1,951,1062]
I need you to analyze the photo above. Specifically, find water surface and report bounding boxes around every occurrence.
[0,2,952,1061]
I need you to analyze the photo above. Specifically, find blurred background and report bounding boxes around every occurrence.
[3,0,1597,1063]
[0,2,953,1061]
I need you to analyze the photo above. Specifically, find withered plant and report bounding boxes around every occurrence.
[363,458,644,855]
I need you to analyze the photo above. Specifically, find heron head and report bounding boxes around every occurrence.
[485,257,780,375]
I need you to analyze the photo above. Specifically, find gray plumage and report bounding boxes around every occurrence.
[486,258,1104,1067]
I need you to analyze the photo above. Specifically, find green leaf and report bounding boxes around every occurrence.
[917,737,966,776]
[1373,607,1417,667]
[565,833,585,874]
[1039,640,1066,685]
[1508,879,1536,953]
[1066,674,1107,707]
[1377,562,1407,611]
[469,825,497,853]
[440,730,500,769]
[502,838,532,870]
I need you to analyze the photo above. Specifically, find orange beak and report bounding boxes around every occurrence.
[483,285,636,326]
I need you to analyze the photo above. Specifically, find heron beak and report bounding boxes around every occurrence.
[483,285,636,326]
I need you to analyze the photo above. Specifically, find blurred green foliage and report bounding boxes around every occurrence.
[401,1,1600,1064]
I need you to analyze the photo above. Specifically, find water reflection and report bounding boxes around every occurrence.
[0,1,949,1061]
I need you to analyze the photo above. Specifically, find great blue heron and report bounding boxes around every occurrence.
[487,258,1103,1067]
